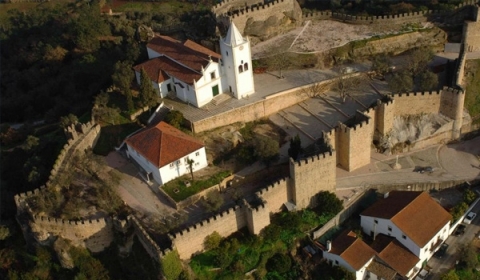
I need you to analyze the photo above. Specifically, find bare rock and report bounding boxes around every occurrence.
[53,238,75,269]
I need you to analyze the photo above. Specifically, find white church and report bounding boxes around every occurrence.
[133,22,255,108]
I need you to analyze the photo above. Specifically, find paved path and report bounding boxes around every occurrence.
[335,136,480,192]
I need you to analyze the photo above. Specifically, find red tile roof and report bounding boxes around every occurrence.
[371,234,419,277]
[360,191,452,247]
[147,35,220,73]
[330,231,376,270]
[133,56,202,85]
[126,121,204,168]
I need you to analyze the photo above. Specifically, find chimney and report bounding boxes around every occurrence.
[326,240,332,252]
[384,192,389,198]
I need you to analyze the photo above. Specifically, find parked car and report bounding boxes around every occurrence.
[454,224,466,236]
[434,243,449,258]
[465,212,477,224]
[414,166,434,174]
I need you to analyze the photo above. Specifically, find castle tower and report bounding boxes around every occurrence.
[219,22,255,99]
[440,87,465,140]
[289,151,336,210]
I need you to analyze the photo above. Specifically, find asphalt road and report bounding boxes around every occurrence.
[428,198,480,279]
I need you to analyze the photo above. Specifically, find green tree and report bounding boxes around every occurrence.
[441,270,460,280]
[70,247,109,280]
[60,114,79,129]
[315,191,343,216]
[417,70,438,91]
[203,190,224,213]
[0,225,10,241]
[464,189,477,205]
[94,91,110,108]
[161,250,183,280]
[253,135,279,165]
[371,54,392,77]
[139,68,157,110]
[165,110,185,129]
[204,231,222,250]
[288,134,302,160]
[407,47,434,77]
[112,61,135,111]
[450,202,469,222]
[389,70,413,93]
[22,135,39,152]
[459,244,478,270]
[266,253,291,274]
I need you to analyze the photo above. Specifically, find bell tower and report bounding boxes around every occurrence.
[219,22,255,99]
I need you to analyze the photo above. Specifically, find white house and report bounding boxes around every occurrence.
[133,22,255,108]
[323,231,421,279]
[324,191,452,279]
[125,121,208,185]
[360,191,451,264]
[322,231,376,280]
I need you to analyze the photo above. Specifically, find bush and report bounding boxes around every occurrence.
[266,253,291,274]
[204,231,222,250]
[315,191,344,216]
[165,110,185,129]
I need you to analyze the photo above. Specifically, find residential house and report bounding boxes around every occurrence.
[360,191,451,263]
[125,121,208,185]
[133,22,255,108]
[323,191,451,279]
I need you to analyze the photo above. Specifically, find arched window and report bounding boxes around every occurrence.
[244,63,249,71]
[238,65,243,73]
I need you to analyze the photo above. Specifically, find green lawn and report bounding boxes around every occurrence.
[161,170,231,202]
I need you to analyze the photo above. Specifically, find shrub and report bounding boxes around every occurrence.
[204,231,222,250]
[165,110,185,129]
[266,253,291,274]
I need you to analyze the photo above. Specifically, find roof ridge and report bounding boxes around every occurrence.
[390,191,423,220]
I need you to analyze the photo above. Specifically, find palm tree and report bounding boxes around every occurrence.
[186,158,195,181]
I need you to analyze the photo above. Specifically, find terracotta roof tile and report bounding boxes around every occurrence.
[126,121,204,168]
[367,260,397,280]
[147,35,220,73]
[371,234,419,277]
[330,231,376,270]
[133,56,202,85]
[361,191,452,247]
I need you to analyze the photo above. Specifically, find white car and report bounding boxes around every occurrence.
[464,212,477,224]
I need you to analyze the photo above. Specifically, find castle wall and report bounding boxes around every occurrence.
[129,216,168,261]
[289,151,336,209]
[440,87,465,139]
[255,179,290,213]
[463,6,480,52]
[215,0,297,34]
[335,112,373,171]
[191,80,335,133]
[375,98,395,137]
[245,202,271,235]
[170,205,248,259]
[392,91,442,117]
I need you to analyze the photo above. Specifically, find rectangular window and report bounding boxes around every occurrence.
[176,160,181,165]
[195,152,200,156]
[402,234,406,239]
[335,260,338,265]
[388,226,392,232]
[374,219,378,224]
[169,162,174,168]
[210,71,216,79]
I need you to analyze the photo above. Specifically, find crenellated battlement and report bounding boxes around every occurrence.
[337,111,371,132]
[129,215,170,260]
[32,214,110,227]
[290,150,335,167]
[214,0,287,17]
[442,86,464,95]
[256,178,288,196]
[393,90,442,98]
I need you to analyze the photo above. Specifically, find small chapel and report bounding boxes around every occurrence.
[133,22,255,108]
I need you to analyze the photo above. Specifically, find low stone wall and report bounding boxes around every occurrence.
[191,79,336,133]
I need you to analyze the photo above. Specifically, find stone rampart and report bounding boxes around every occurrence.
[290,150,336,209]
[191,79,335,133]
[392,90,443,116]
[463,5,480,52]
[49,121,101,185]
[169,201,269,259]
[375,97,395,139]
[15,189,114,253]
[245,200,270,235]
[129,215,169,261]
[335,111,373,171]
[255,178,290,213]
[214,0,297,34]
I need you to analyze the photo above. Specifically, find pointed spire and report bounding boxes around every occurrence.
[224,22,245,46]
